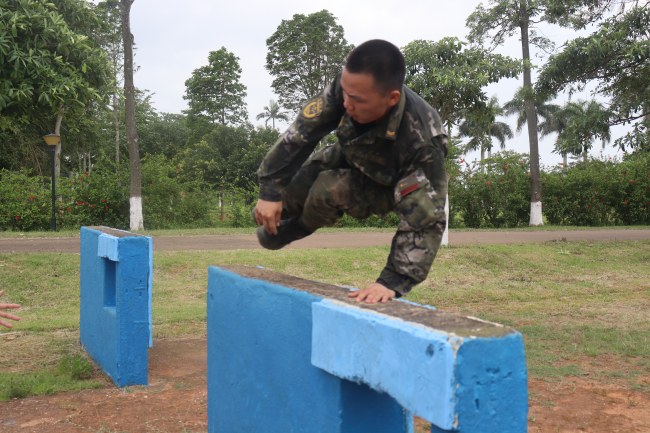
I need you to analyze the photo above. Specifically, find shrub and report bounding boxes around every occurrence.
[141,155,215,229]
[450,152,530,228]
[57,165,130,229]
[0,170,51,231]
[543,154,650,226]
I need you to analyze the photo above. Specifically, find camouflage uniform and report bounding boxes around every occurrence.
[258,72,448,296]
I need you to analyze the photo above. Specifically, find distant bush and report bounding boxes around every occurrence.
[0,170,51,231]
[3,152,648,231]
[0,157,216,231]
[57,165,130,229]
[543,154,649,226]
[141,155,215,229]
[450,152,531,228]
[450,151,649,228]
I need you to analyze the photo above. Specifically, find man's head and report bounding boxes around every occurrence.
[341,40,405,124]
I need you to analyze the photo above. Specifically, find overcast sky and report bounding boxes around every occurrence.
[127,0,624,165]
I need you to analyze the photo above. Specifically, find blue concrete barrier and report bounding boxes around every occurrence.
[207,266,527,433]
[80,226,152,387]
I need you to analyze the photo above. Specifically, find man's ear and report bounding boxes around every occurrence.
[388,90,401,108]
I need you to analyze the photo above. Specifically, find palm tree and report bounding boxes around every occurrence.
[556,100,611,163]
[256,99,289,129]
[458,96,513,163]
[536,104,571,167]
[504,87,560,134]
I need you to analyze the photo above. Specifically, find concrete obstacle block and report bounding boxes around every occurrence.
[80,226,153,387]
[207,266,527,433]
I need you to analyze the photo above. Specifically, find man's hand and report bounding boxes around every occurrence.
[254,199,283,235]
[0,290,21,329]
[348,283,396,304]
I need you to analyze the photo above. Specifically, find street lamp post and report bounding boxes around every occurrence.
[43,134,61,231]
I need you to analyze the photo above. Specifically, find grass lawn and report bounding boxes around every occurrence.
[1,236,649,401]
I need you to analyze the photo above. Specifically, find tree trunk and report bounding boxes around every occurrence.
[121,0,144,230]
[520,0,543,226]
[113,92,120,164]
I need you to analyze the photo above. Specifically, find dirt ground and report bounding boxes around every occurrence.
[0,338,649,433]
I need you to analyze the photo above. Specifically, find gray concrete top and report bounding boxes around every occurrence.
[222,265,515,339]
[88,226,149,239]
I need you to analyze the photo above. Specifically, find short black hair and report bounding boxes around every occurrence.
[345,39,405,94]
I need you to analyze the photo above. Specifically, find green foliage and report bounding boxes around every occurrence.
[57,165,130,229]
[141,155,214,229]
[183,47,248,126]
[0,170,52,230]
[554,100,611,157]
[256,99,289,129]
[450,152,531,228]
[403,37,520,129]
[266,10,352,112]
[543,154,650,225]
[536,5,650,152]
[178,124,277,192]
[0,156,224,231]
[0,0,110,127]
[458,96,513,157]
[450,152,649,228]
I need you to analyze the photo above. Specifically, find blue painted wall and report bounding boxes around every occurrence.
[80,226,152,387]
[207,266,527,433]
[207,266,412,433]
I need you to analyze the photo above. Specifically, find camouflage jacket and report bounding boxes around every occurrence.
[258,73,448,296]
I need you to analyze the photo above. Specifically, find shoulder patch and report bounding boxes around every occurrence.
[303,97,324,119]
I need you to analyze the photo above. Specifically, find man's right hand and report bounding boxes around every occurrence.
[254,199,283,235]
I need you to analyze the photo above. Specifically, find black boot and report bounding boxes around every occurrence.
[256,218,313,250]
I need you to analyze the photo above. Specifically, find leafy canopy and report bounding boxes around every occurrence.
[536,5,650,151]
[0,0,110,130]
[184,47,248,126]
[265,10,352,113]
[403,37,520,130]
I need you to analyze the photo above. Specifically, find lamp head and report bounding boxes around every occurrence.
[43,134,61,146]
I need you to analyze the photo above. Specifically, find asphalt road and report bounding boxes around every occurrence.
[1,229,649,254]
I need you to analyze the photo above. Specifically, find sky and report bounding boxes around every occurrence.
[126,0,626,166]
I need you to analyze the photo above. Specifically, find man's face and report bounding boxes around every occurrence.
[340,68,400,124]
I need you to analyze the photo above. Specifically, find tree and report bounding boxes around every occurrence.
[256,100,289,129]
[0,0,110,175]
[504,87,560,133]
[120,0,143,230]
[184,47,248,126]
[467,0,622,225]
[265,10,352,113]
[555,100,611,162]
[402,38,520,134]
[536,4,650,152]
[96,0,125,164]
[459,96,513,162]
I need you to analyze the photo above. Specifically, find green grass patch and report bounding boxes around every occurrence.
[0,353,104,401]
[1,236,649,399]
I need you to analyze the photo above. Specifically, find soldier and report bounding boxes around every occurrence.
[254,39,448,304]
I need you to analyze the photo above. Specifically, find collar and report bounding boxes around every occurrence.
[384,87,406,141]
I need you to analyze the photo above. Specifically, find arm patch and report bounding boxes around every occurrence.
[395,170,428,201]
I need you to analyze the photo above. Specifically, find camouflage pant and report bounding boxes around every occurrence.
[282,145,393,231]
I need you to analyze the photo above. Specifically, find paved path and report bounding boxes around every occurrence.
[0,229,648,254]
